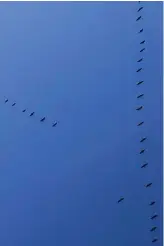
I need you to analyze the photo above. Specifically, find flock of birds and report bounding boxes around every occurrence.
[117,2,159,244]
[4,98,58,128]
[2,2,160,244]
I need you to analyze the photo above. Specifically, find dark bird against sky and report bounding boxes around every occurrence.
[138,28,143,33]
[137,94,144,98]
[140,40,145,44]
[145,183,152,188]
[141,163,148,168]
[140,48,145,52]
[137,80,144,85]
[136,106,143,111]
[136,16,142,21]
[138,7,143,12]
[137,121,144,126]
[136,68,143,72]
[30,112,35,117]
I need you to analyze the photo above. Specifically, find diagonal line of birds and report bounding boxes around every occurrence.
[4,98,58,128]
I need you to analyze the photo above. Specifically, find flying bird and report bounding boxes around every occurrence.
[140,149,146,154]
[152,238,158,243]
[137,94,144,98]
[40,117,46,122]
[22,109,26,112]
[137,58,143,62]
[140,137,147,143]
[12,103,16,106]
[136,106,143,111]
[151,214,158,220]
[140,40,145,44]
[137,80,144,85]
[145,182,152,188]
[149,201,155,206]
[117,197,124,203]
[138,7,143,12]
[140,48,145,52]
[138,28,143,33]
[136,16,142,21]
[52,122,58,127]
[30,112,35,117]
[5,99,8,103]
[136,68,142,72]
[141,163,148,168]
[137,121,144,126]
[150,226,157,232]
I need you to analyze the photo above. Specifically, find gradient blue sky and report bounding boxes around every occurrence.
[0,2,162,246]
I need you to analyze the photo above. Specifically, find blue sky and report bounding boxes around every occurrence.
[0,2,162,246]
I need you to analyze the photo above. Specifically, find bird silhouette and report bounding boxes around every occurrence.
[40,117,46,122]
[137,121,144,126]
[149,201,155,206]
[30,112,35,117]
[136,106,143,111]
[140,40,145,44]
[138,7,143,12]
[137,58,143,62]
[145,183,152,188]
[136,68,143,72]
[137,94,144,98]
[137,80,144,85]
[138,28,143,33]
[140,48,145,52]
[52,122,58,127]
[140,137,147,143]
[141,163,148,168]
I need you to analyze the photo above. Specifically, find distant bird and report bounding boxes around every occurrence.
[141,163,148,168]
[137,80,144,85]
[12,103,16,106]
[137,58,143,62]
[40,117,46,122]
[136,106,143,111]
[117,197,124,203]
[145,182,152,188]
[52,122,58,127]
[140,137,147,143]
[30,112,35,117]
[140,40,145,44]
[136,68,143,72]
[151,214,158,220]
[138,7,143,12]
[152,238,158,243]
[22,109,26,113]
[4,99,8,103]
[137,94,144,98]
[136,16,142,21]
[150,226,157,232]
[140,149,146,154]
[137,121,144,126]
[149,201,155,206]
[140,48,145,52]
[138,28,143,33]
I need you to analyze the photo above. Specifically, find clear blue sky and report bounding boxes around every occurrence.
[0,2,162,246]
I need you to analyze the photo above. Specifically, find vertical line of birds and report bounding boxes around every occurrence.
[4,98,58,128]
[136,1,158,243]
[117,2,159,244]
